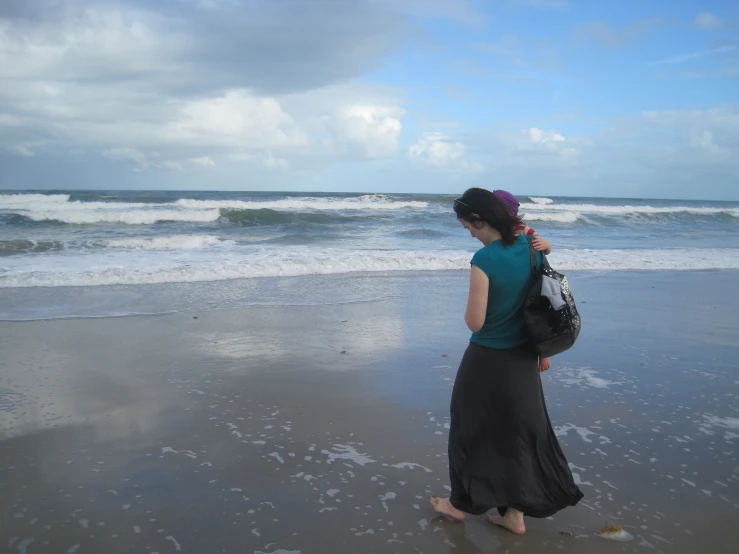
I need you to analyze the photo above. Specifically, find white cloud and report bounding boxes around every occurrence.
[162,95,405,162]
[694,12,726,30]
[519,127,578,157]
[690,130,714,148]
[641,106,739,135]
[528,127,564,144]
[0,0,411,96]
[0,4,410,173]
[466,125,586,187]
[641,106,738,162]
[229,151,289,170]
[1,77,407,170]
[0,113,27,127]
[102,147,151,171]
[689,130,729,156]
[264,153,289,169]
[331,105,405,159]
[188,156,215,167]
[0,0,412,174]
[482,107,739,198]
[102,147,185,173]
[165,90,307,150]
[0,8,163,81]
[409,132,465,166]
[409,132,482,173]
[159,160,185,173]
[8,143,38,157]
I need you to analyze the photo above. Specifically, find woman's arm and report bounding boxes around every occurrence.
[465,265,489,333]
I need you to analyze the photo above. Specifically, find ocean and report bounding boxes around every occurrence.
[1,190,738,320]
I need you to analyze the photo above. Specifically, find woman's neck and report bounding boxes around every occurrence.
[480,228,502,246]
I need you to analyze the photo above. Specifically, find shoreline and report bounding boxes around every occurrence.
[3,268,739,323]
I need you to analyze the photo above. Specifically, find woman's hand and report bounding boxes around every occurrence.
[532,237,552,254]
[538,357,551,372]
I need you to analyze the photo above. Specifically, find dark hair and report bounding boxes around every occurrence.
[453,187,523,247]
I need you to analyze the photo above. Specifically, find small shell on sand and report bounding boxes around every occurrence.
[596,524,634,541]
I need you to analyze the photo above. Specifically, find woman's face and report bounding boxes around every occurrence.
[461,218,483,241]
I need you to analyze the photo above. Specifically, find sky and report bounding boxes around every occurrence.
[0,0,738,199]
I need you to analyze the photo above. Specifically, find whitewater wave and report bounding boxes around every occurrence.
[3,193,736,227]
[0,193,428,225]
[520,202,739,217]
[551,248,739,270]
[0,249,471,287]
[0,234,227,254]
[0,193,71,205]
[523,212,581,223]
[106,235,225,249]
[2,247,738,288]
[174,194,428,211]
[20,207,221,225]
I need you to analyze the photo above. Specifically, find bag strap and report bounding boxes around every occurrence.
[526,235,537,273]
[526,234,553,272]
[540,253,552,271]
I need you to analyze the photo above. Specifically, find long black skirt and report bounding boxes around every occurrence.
[448,341,584,518]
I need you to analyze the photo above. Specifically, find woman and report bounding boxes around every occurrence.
[430,187,584,535]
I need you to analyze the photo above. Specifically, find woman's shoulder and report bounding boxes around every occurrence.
[496,236,530,258]
[471,243,496,268]
[473,242,498,257]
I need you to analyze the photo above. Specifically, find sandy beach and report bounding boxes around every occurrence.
[2,270,738,553]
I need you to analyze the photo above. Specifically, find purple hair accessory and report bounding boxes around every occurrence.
[492,190,520,217]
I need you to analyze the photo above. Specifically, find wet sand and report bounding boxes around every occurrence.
[1,270,738,553]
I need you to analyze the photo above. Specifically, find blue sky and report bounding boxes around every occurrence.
[0,0,737,199]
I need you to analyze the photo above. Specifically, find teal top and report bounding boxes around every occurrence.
[469,236,541,349]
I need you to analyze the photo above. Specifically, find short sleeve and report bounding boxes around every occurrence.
[470,248,495,278]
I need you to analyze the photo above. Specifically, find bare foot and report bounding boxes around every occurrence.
[487,511,526,535]
[429,496,466,521]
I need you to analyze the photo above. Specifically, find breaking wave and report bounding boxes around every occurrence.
[0,194,428,226]
[2,247,739,288]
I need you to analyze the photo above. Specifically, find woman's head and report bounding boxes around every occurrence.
[453,188,522,246]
